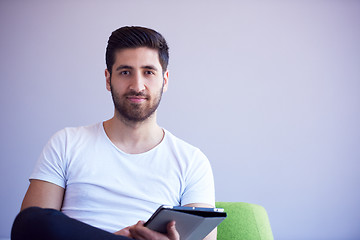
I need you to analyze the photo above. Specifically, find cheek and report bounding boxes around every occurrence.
[152,78,165,89]
[108,79,126,92]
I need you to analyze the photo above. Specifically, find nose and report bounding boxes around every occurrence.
[129,72,146,93]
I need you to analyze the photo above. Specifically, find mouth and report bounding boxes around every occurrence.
[126,96,148,103]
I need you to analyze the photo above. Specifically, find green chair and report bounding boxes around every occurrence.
[216,202,274,240]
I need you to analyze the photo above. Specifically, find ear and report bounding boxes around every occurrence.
[162,70,169,93]
[105,69,111,91]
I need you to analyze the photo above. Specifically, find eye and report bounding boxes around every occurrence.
[120,70,130,75]
[145,70,155,75]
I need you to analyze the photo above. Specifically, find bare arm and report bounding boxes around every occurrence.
[184,203,217,240]
[21,179,65,211]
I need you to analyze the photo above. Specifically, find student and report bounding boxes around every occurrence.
[11,26,216,240]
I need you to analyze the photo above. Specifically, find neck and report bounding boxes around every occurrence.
[103,112,164,154]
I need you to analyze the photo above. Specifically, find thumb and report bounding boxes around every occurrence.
[167,221,180,240]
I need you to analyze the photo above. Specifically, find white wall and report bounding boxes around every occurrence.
[1,1,359,239]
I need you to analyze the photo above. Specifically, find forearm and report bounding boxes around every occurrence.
[183,203,217,240]
[204,228,217,240]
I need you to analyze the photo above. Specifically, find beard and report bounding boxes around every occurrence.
[110,83,164,123]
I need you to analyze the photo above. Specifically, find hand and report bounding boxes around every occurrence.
[114,225,134,238]
[129,220,180,240]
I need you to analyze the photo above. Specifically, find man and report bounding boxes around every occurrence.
[11,26,216,240]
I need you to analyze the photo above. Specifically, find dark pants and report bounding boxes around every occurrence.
[11,207,132,240]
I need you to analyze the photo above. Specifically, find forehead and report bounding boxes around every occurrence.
[113,47,161,68]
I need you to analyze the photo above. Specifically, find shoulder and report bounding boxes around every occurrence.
[162,129,209,162]
[163,130,199,152]
[52,122,101,139]
[46,122,102,148]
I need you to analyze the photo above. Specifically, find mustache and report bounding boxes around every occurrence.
[125,90,149,98]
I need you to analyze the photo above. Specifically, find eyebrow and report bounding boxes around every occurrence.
[142,65,158,71]
[115,65,133,72]
[115,65,159,72]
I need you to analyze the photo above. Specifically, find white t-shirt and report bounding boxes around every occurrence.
[30,122,215,233]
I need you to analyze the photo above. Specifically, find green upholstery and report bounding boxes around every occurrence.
[216,202,274,240]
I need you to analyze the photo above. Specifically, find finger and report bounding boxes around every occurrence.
[167,221,180,240]
[129,221,149,240]
[114,226,133,238]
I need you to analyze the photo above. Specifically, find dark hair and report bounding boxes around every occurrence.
[106,26,169,75]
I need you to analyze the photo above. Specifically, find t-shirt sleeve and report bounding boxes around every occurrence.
[29,130,67,188]
[180,149,215,207]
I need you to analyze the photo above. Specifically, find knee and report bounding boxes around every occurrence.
[13,207,47,226]
[11,207,60,240]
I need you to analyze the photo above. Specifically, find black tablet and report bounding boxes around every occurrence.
[145,205,227,240]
